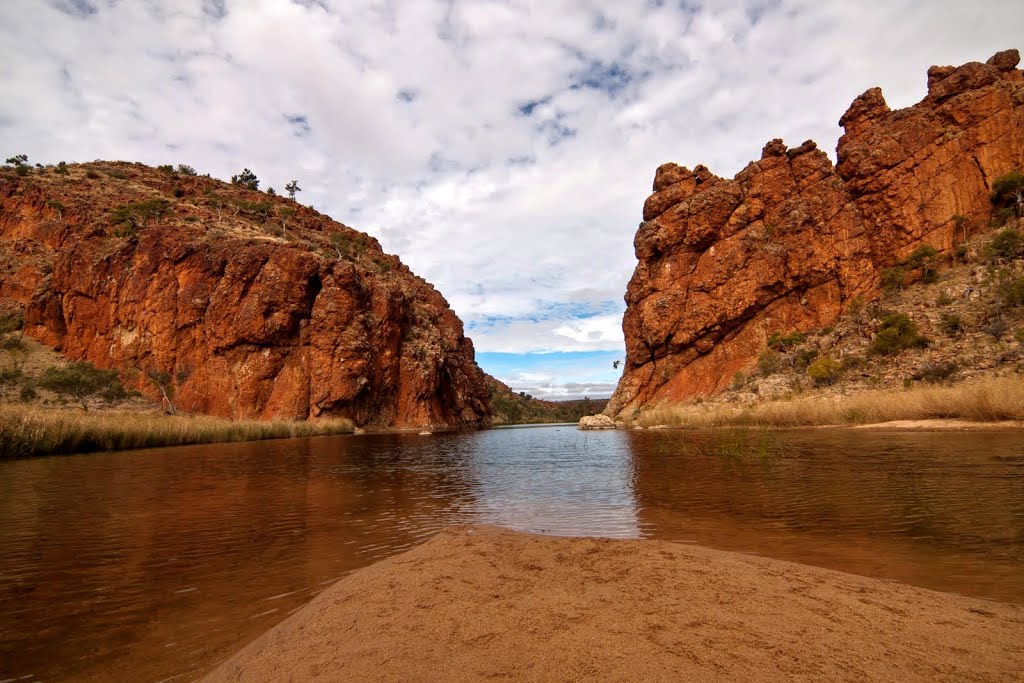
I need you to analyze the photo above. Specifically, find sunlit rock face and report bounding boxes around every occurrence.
[608,49,1024,417]
[0,162,491,429]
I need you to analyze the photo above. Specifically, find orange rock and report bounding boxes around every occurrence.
[0,163,490,429]
[608,50,1024,418]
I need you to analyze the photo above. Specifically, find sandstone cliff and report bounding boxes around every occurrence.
[607,49,1024,417]
[0,162,491,429]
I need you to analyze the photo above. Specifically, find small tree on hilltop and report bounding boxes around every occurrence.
[285,180,301,200]
[6,154,29,176]
[39,361,125,411]
[231,168,260,191]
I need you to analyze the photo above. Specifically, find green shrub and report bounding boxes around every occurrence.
[990,170,1024,215]
[938,313,963,336]
[109,199,172,236]
[757,349,782,377]
[907,244,940,282]
[807,357,842,386]
[19,384,37,402]
[912,362,958,383]
[998,276,1024,308]
[987,228,1023,260]
[869,313,928,356]
[172,187,185,198]
[840,354,866,370]
[767,330,806,351]
[54,161,69,175]
[982,319,1009,341]
[85,170,101,179]
[935,292,954,306]
[881,266,906,294]
[0,336,25,352]
[731,371,748,391]
[0,311,23,334]
[38,362,125,410]
[157,164,174,174]
[0,365,22,385]
[1015,327,1024,344]
[177,164,197,176]
[793,348,819,369]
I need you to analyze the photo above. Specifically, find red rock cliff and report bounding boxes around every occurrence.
[0,162,491,428]
[607,49,1024,417]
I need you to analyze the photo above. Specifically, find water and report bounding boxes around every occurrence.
[1,425,1022,680]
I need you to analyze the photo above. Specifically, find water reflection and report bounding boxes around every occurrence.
[0,426,1022,681]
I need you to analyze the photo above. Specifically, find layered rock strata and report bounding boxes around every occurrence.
[0,163,491,428]
[608,49,1024,417]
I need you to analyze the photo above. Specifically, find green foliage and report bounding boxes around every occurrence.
[231,168,259,190]
[0,336,26,352]
[54,161,69,175]
[19,384,37,402]
[880,266,906,294]
[176,164,197,176]
[990,170,1024,214]
[5,154,27,166]
[0,366,22,385]
[0,310,23,334]
[906,244,939,271]
[172,187,185,198]
[793,348,819,369]
[987,228,1023,260]
[1015,327,1024,345]
[157,164,174,174]
[869,313,928,356]
[285,180,301,200]
[840,354,866,370]
[109,199,172,237]
[731,371,748,391]
[998,276,1024,309]
[981,319,1009,341]
[230,198,274,220]
[935,292,954,306]
[767,330,806,351]
[807,357,842,386]
[938,313,963,336]
[85,170,101,179]
[266,187,276,197]
[757,349,782,377]
[912,362,958,383]
[39,362,125,410]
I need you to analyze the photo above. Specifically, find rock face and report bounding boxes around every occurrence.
[0,162,491,429]
[577,414,617,430]
[608,49,1024,417]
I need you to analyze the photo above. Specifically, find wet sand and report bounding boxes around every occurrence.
[205,526,1024,682]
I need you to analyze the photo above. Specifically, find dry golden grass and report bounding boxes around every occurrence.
[0,406,354,458]
[636,375,1024,429]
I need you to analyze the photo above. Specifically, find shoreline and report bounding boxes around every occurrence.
[205,526,1024,682]
[635,418,1024,432]
[0,405,355,458]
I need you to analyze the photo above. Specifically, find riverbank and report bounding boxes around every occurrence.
[633,375,1024,429]
[206,526,1024,682]
[0,405,354,458]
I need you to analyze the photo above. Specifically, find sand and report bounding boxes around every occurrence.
[205,526,1024,682]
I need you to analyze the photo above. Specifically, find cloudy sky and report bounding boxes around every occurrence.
[1,1,1021,399]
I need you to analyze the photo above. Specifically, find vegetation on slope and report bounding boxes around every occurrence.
[487,377,608,425]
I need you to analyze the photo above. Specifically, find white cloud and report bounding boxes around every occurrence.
[2,0,1022,387]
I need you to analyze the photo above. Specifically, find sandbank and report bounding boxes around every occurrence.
[205,526,1024,682]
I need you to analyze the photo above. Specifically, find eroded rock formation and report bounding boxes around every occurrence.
[608,49,1024,417]
[0,162,490,428]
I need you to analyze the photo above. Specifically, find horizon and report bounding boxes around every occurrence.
[2,2,1022,400]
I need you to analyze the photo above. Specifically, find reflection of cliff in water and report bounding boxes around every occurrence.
[0,434,481,682]
[626,428,1024,602]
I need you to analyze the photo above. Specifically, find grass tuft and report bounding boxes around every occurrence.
[0,407,354,458]
[636,376,1024,429]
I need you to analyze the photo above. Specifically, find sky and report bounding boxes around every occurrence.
[1,1,1021,400]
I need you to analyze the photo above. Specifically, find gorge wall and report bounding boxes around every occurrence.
[0,163,491,429]
[606,49,1024,418]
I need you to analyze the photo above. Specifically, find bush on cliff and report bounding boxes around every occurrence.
[39,362,126,411]
[807,357,843,386]
[869,313,928,356]
[231,168,260,191]
[987,228,1023,260]
[990,171,1024,216]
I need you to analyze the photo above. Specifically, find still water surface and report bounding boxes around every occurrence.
[1,425,1023,680]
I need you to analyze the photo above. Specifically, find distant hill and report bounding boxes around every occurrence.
[486,376,608,425]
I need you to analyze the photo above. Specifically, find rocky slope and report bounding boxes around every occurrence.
[607,49,1024,418]
[0,162,490,428]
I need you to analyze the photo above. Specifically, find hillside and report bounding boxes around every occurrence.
[0,160,490,429]
[486,376,608,425]
[607,48,1024,418]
